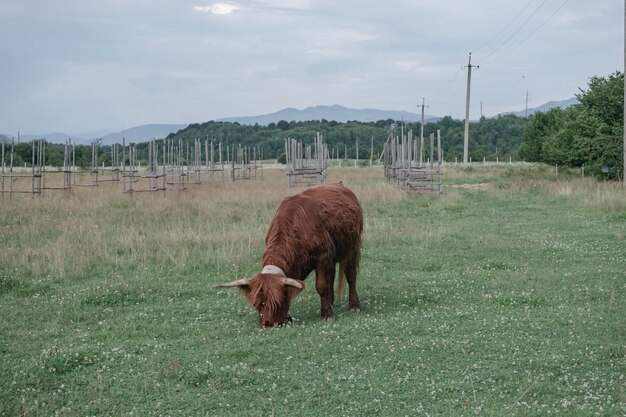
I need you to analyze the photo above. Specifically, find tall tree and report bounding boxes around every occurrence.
[519,72,624,177]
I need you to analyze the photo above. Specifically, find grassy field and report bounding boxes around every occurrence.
[1,165,624,416]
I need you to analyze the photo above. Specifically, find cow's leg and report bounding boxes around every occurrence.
[315,260,335,321]
[345,250,361,312]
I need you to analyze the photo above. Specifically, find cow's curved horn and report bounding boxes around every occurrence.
[215,278,251,288]
[281,277,303,289]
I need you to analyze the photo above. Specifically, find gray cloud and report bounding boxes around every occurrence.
[0,0,621,134]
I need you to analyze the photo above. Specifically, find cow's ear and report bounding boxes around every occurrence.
[286,279,305,299]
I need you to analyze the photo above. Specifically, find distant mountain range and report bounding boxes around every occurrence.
[0,124,188,145]
[216,99,577,125]
[500,97,578,118]
[217,104,439,125]
[1,99,578,145]
[98,124,188,146]
[2,132,82,144]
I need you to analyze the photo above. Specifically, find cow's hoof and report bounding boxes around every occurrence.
[323,316,334,322]
[350,307,361,313]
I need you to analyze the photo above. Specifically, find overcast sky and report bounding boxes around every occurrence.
[0,0,622,135]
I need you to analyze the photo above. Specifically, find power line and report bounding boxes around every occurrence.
[478,0,550,63]
[473,0,536,54]
[482,0,572,64]
[429,67,463,108]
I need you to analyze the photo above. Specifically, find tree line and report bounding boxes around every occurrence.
[519,71,623,178]
[1,116,529,168]
[1,141,97,169]
[159,114,528,164]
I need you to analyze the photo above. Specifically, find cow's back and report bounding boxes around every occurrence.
[263,183,362,278]
[300,183,362,258]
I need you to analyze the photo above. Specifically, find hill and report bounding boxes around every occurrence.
[0,124,188,146]
[501,97,578,118]
[2,99,572,146]
[217,104,440,125]
[1,132,83,143]
[100,124,188,146]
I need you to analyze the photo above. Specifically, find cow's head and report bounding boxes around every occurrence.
[217,273,305,329]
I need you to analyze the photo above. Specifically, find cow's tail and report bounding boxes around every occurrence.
[336,261,347,302]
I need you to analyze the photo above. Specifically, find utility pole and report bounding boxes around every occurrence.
[480,101,483,119]
[525,91,529,118]
[463,53,478,168]
[417,97,429,166]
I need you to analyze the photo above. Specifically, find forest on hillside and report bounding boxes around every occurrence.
[0,115,527,167]
[167,114,527,164]
[2,115,528,168]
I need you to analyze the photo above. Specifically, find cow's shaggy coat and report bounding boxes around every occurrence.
[218,182,363,328]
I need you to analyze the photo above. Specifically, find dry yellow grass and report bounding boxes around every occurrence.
[0,168,409,283]
[2,165,623,286]
[547,178,626,211]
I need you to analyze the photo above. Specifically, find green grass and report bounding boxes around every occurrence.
[0,167,625,416]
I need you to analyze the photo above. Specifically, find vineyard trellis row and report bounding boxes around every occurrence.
[0,139,44,201]
[1,129,443,200]
[284,133,328,188]
[384,128,443,193]
[0,137,262,200]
